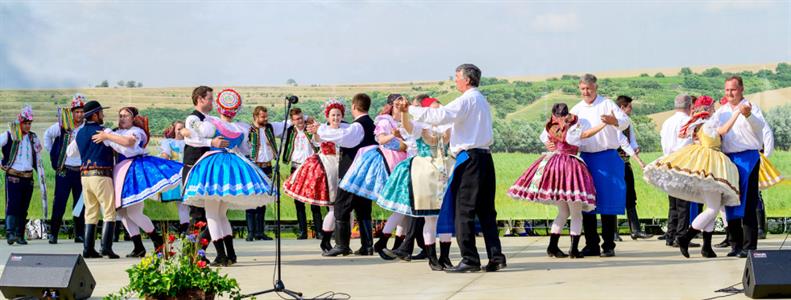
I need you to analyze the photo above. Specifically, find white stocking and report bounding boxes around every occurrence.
[382,213,405,235]
[423,216,438,245]
[551,203,570,234]
[691,190,723,233]
[322,206,336,232]
[569,202,584,236]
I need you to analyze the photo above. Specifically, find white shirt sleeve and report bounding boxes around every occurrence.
[409,96,467,126]
[317,123,364,148]
[105,128,144,157]
[565,124,583,147]
[0,131,8,147]
[271,120,291,137]
[539,129,549,144]
[237,122,252,156]
[619,132,636,156]
[43,123,61,152]
[747,103,767,139]
[629,126,639,151]
[763,122,775,157]
[184,115,213,148]
[612,102,631,131]
[159,139,172,157]
[66,139,79,158]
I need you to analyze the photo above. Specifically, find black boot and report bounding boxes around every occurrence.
[323,221,352,257]
[112,221,122,243]
[49,219,62,244]
[83,224,102,258]
[392,235,405,250]
[726,220,744,257]
[381,247,412,261]
[374,233,391,257]
[701,232,717,258]
[73,217,85,244]
[320,230,334,253]
[245,210,256,242]
[178,223,190,236]
[757,203,767,240]
[256,207,272,240]
[547,234,568,258]
[627,207,653,239]
[715,229,730,248]
[6,216,18,245]
[354,219,373,256]
[439,242,454,269]
[148,229,164,252]
[411,249,428,260]
[678,228,700,258]
[223,235,236,265]
[126,235,146,258]
[426,244,443,271]
[569,235,583,259]
[15,217,28,245]
[211,239,229,267]
[100,222,120,259]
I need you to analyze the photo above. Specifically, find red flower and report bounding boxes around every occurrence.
[197,260,207,268]
[169,251,176,257]
[168,234,176,243]
[200,238,209,246]
[193,230,199,235]
[195,221,207,229]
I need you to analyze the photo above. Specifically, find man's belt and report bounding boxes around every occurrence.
[256,162,272,168]
[5,168,33,178]
[65,165,82,172]
[81,169,113,177]
[466,148,491,154]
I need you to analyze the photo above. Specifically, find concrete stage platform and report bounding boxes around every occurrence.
[1,235,788,299]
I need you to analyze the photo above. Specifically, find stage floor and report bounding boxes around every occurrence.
[2,234,787,299]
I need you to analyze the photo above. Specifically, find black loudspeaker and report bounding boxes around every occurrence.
[743,250,791,298]
[0,253,95,300]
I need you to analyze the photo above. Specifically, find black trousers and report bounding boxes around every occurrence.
[246,166,273,236]
[731,162,761,250]
[334,189,372,231]
[666,195,691,241]
[51,168,85,236]
[291,166,323,235]
[582,213,617,251]
[395,215,426,255]
[452,151,504,267]
[624,162,637,210]
[5,174,33,222]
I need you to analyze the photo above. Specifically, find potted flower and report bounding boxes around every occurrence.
[107,222,241,300]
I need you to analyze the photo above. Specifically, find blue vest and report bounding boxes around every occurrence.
[76,122,114,169]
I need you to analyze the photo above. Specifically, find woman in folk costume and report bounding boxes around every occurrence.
[508,103,599,259]
[182,89,276,266]
[158,121,192,234]
[643,95,740,258]
[377,97,456,270]
[284,98,345,253]
[91,107,180,257]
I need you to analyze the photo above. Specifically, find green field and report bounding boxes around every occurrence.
[2,151,788,221]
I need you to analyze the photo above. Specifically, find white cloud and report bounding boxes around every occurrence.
[530,12,579,33]
[703,0,774,12]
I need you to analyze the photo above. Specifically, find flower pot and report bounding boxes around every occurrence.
[145,289,215,300]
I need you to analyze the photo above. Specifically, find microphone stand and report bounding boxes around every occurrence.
[242,96,303,299]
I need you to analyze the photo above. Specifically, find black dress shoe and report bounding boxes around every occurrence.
[581,247,601,257]
[259,234,273,241]
[726,248,743,257]
[445,262,481,273]
[631,232,654,240]
[83,249,102,259]
[296,232,308,240]
[657,235,667,241]
[322,246,352,257]
[688,242,701,248]
[354,247,374,256]
[245,235,254,242]
[738,250,750,258]
[600,249,616,257]
[483,261,507,272]
[411,250,428,260]
[715,239,730,248]
[74,235,84,244]
[379,248,399,260]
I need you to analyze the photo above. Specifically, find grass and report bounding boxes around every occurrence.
[2,151,789,221]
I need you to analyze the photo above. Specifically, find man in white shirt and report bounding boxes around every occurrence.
[397,64,506,273]
[1,106,43,245]
[756,124,774,239]
[615,95,653,240]
[566,74,631,257]
[245,106,287,241]
[716,75,769,258]
[657,94,697,248]
[43,94,86,244]
[282,107,322,240]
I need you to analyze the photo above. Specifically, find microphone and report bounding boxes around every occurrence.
[285,95,299,104]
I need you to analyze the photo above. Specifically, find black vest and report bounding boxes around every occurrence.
[183,110,211,165]
[76,123,114,169]
[339,115,376,178]
[2,132,38,171]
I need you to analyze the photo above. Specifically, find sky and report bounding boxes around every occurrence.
[1,0,789,89]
